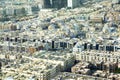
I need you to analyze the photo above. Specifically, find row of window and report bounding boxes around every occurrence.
[78,54,119,62]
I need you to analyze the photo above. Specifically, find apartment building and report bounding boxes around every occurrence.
[52,72,109,80]
[71,62,91,75]
[75,50,120,63]
[34,51,75,71]
[73,40,119,53]
[1,55,61,80]
[67,0,81,8]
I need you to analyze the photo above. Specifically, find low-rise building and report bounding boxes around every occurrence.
[34,51,75,71]
[1,55,61,80]
[74,50,120,64]
[52,72,109,80]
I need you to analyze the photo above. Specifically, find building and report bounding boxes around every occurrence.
[34,51,75,71]
[43,0,80,9]
[75,50,120,63]
[67,0,80,8]
[25,5,33,15]
[112,0,120,4]
[5,7,14,16]
[50,0,67,9]
[73,40,118,52]
[0,23,15,31]
[89,14,104,23]
[1,54,61,80]
[52,72,109,80]
[71,62,91,75]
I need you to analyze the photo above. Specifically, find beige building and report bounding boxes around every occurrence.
[75,51,120,63]
[71,62,91,75]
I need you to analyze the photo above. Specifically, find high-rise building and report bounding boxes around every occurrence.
[51,0,67,9]
[43,0,80,9]
[67,0,80,8]
[44,0,51,8]
[0,61,1,70]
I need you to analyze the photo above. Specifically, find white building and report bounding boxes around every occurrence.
[34,51,75,71]
[5,7,14,16]
[25,5,33,15]
[74,51,120,63]
[112,0,120,4]
[67,0,80,8]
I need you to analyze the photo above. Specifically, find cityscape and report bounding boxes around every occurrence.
[0,0,120,80]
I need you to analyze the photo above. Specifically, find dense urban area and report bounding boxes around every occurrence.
[1,0,120,80]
